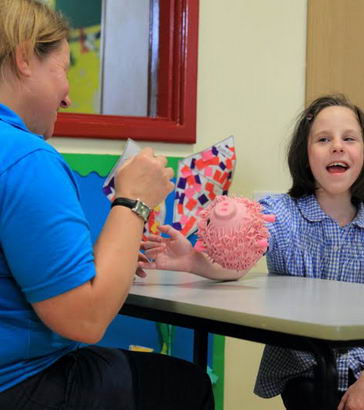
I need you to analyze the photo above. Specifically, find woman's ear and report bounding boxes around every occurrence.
[14,43,32,77]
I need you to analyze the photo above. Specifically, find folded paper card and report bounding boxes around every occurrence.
[102,139,141,201]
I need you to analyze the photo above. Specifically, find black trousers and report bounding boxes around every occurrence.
[281,370,356,410]
[0,346,214,410]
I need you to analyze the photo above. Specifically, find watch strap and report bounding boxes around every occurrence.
[111,197,151,222]
[111,197,137,209]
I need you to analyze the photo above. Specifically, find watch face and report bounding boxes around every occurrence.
[134,201,151,221]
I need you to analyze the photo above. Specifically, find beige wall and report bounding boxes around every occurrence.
[50,1,307,408]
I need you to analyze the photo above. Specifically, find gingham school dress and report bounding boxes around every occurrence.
[254,194,364,398]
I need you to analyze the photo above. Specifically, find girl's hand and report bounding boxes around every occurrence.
[338,374,364,410]
[139,225,194,272]
[135,252,150,278]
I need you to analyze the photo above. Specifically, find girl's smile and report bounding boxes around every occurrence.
[326,161,349,174]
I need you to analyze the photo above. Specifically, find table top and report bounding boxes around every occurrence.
[126,270,364,341]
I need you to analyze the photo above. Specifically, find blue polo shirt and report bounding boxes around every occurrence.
[0,104,96,391]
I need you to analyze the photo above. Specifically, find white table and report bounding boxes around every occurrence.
[120,270,364,410]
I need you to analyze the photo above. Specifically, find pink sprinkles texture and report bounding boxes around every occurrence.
[196,196,270,272]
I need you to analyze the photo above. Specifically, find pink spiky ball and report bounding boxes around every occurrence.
[196,196,274,272]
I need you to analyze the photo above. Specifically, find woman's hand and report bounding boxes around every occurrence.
[139,225,194,272]
[115,148,174,209]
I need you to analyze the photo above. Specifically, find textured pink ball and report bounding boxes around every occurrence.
[196,196,271,272]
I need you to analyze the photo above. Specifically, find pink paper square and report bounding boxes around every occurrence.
[185,187,195,198]
[201,149,214,161]
[181,165,193,177]
[179,214,189,224]
[204,167,213,177]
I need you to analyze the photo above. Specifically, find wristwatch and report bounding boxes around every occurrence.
[111,197,151,222]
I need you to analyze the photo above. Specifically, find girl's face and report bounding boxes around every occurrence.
[307,106,364,199]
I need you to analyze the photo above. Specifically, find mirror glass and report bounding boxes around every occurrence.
[52,0,199,143]
[48,0,159,117]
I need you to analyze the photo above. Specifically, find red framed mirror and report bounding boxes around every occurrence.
[54,0,199,143]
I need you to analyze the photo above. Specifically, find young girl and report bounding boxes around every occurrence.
[140,95,364,410]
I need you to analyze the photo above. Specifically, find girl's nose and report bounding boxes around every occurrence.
[332,140,344,153]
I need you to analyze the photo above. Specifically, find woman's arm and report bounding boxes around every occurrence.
[32,148,174,343]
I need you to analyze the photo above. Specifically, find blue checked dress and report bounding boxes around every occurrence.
[254,193,364,398]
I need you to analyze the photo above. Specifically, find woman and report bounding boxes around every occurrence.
[0,1,214,409]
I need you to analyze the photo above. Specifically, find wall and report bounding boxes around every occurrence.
[50,1,307,408]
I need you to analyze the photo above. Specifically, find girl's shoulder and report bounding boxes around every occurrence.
[258,193,298,216]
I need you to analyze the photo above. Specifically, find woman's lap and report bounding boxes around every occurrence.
[0,346,135,410]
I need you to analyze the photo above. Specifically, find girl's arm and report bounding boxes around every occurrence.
[140,225,249,280]
[141,196,275,280]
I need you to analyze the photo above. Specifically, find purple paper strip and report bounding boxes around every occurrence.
[198,194,208,205]
[177,177,186,189]
[172,222,182,231]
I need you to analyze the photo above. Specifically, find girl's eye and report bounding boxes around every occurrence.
[318,137,329,143]
[344,136,355,142]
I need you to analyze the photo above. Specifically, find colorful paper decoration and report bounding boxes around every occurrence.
[172,136,236,237]
[103,136,236,238]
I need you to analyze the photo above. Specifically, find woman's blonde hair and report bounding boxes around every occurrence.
[0,0,69,77]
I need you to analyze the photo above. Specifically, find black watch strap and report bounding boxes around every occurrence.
[111,197,137,209]
[111,197,151,222]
